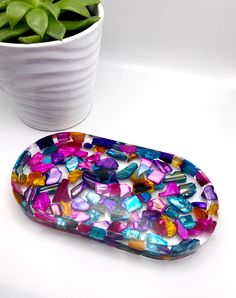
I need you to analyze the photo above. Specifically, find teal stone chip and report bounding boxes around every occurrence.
[43,144,58,155]
[145,243,164,255]
[86,191,101,205]
[39,183,60,194]
[57,217,78,229]
[123,195,143,212]
[164,171,187,184]
[180,160,199,177]
[164,205,179,219]
[145,233,168,246]
[89,227,106,240]
[56,217,66,228]
[22,201,28,209]
[92,165,100,172]
[179,183,197,199]
[43,156,52,164]
[106,149,127,160]
[16,165,23,175]
[22,201,33,216]
[154,182,165,190]
[91,204,107,214]
[179,215,196,229]
[167,196,192,213]
[146,242,159,252]
[140,192,152,203]
[111,143,122,151]
[171,239,200,254]
[14,151,31,169]
[111,207,129,221]
[136,147,160,160]
[122,228,140,240]
[116,163,138,179]
[65,156,79,172]
[24,204,33,215]
[86,210,101,224]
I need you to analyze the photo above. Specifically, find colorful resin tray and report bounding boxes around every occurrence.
[11,132,219,260]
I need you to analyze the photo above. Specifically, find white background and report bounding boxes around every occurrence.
[0,0,236,297]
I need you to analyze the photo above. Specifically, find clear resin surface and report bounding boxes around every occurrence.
[11,132,219,260]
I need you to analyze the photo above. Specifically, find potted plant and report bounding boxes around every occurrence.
[0,0,104,130]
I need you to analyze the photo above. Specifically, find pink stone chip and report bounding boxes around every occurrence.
[93,221,111,230]
[138,158,152,176]
[33,193,51,212]
[74,149,88,158]
[176,219,189,240]
[28,152,44,166]
[108,183,120,197]
[119,145,137,154]
[75,212,90,222]
[129,212,140,222]
[95,183,109,196]
[126,212,140,228]
[119,184,131,197]
[96,182,125,198]
[53,179,71,203]
[71,210,80,219]
[108,221,126,233]
[196,171,211,187]
[50,203,63,216]
[34,211,57,224]
[159,182,180,197]
[30,163,54,173]
[58,144,80,157]
[86,152,101,163]
[57,132,71,144]
[147,198,166,212]
[147,169,165,184]
[79,162,92,170]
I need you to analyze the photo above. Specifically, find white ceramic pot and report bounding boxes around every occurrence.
[0,5,104,131]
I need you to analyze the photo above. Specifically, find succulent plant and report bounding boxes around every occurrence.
[0,0,101,43]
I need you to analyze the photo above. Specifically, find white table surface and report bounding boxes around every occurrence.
[0,1,236,297]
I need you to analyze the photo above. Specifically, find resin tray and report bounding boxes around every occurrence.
[11,132,219,260]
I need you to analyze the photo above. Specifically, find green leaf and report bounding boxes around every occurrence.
[6,1,32,29]
[78,0,100,6]
[0,23,29,42]
[62,16,100,31]
[18,34,41,43]
[58,0,90,18]
[40,2,60,19]
[0,12,8,28]
[0,1,7,11]
[16,0,34,5]
[43,0,54,2]
[5,0,32,3]
[46,16,65,40]
[26,8,48,38]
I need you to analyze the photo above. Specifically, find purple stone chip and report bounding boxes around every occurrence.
[191,202,207,209]
[142,210,161,221]
[96,158,119,170]
[202,185,218,201]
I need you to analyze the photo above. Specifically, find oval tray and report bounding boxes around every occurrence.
[11,132,219,260]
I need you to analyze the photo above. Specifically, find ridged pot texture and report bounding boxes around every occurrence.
[0,5,104,131]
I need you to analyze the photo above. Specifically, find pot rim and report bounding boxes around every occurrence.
[0,4,104,48]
